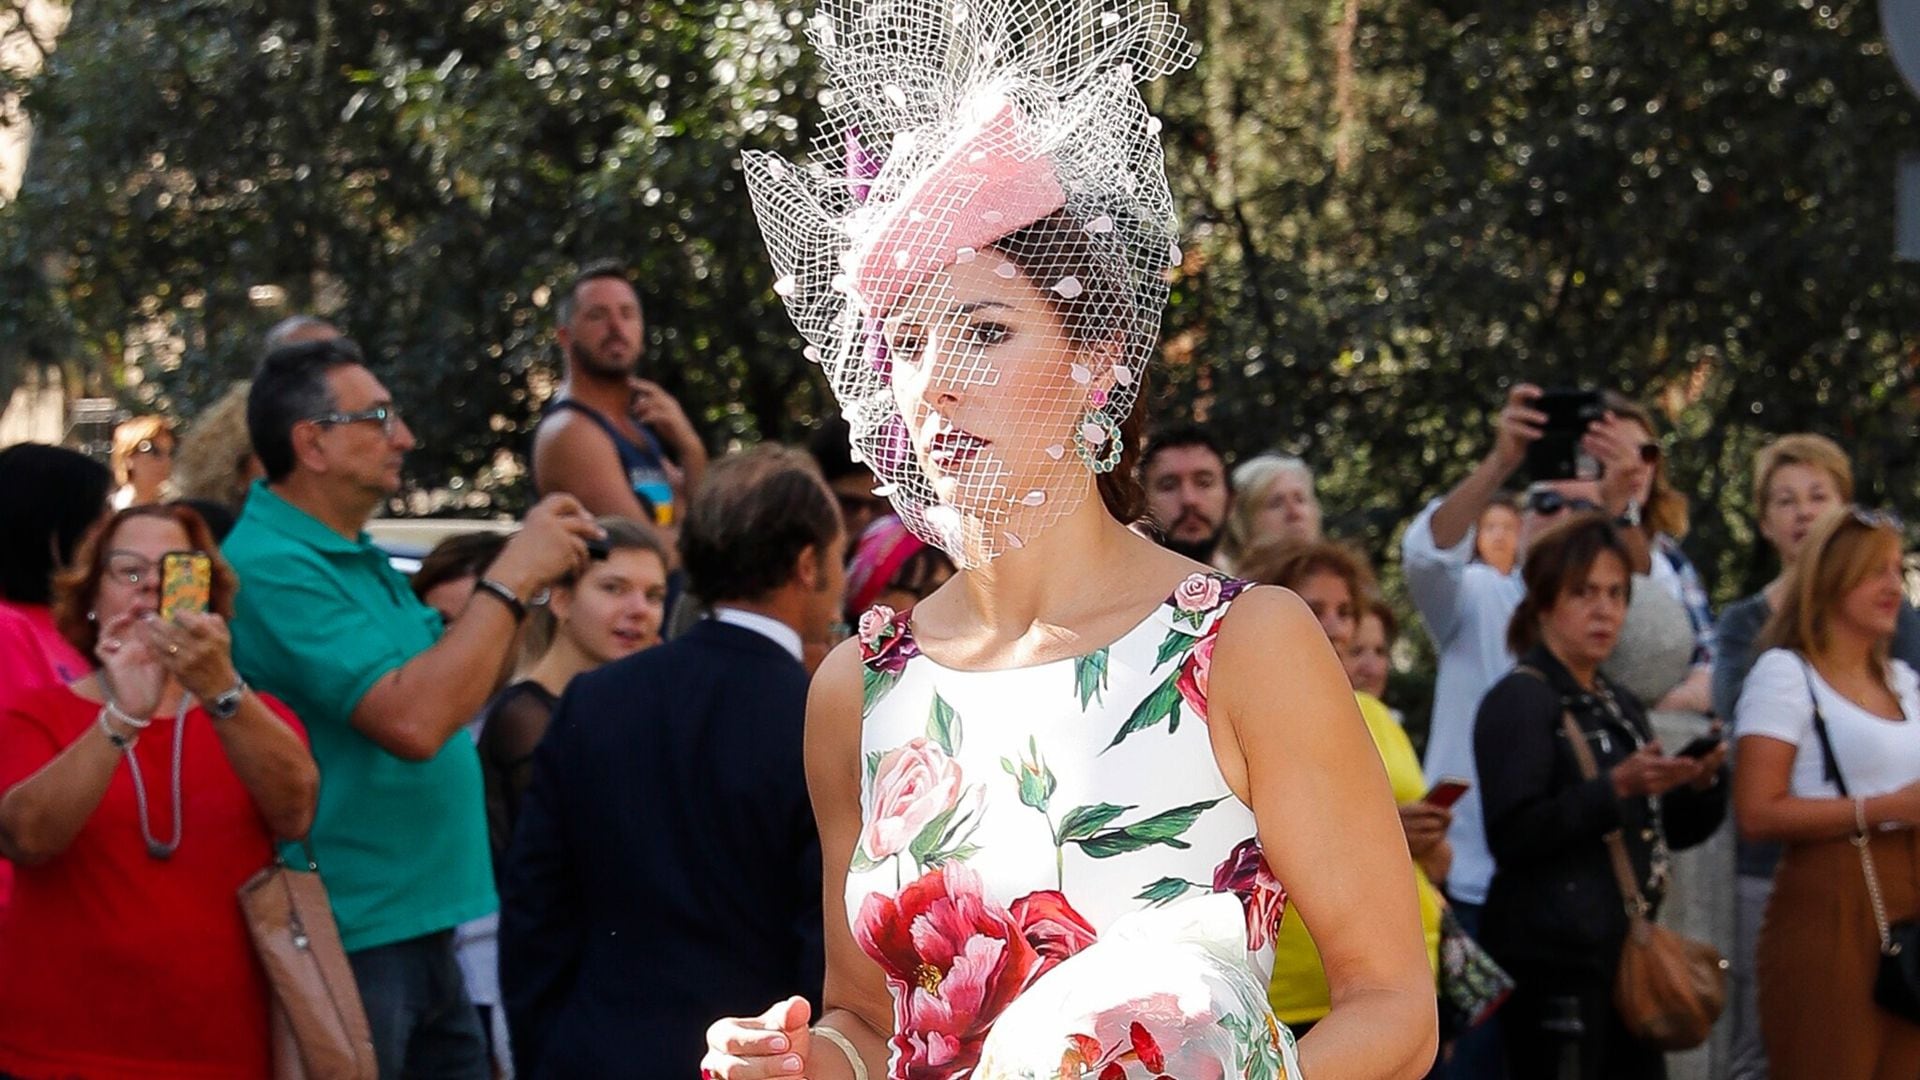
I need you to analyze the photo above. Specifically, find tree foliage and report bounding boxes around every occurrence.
[2,0,1917,610]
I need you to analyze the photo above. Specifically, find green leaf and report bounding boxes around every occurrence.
[864,749,885,780]
[1104,671,1185,751]
[849,848,880,873]
[862,668,900,716]
[909,802,962,864]
[1057,802,1134,841]
[1122,797,1228,841]
[1134,876,1197,906]
[927,693,960,754]
[1153,627,1196,671]
[1073,648,1110,708]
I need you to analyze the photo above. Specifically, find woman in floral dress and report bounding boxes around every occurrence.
[702,2,1436,1077]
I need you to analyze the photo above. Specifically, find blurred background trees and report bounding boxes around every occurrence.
[2,0,1916,608]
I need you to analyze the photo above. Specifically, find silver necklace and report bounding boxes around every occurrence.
[99,674,188,860]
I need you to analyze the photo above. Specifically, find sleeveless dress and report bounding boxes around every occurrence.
[850,572,1304,1080]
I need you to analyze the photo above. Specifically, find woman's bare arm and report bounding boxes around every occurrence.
[1734,734,1920,842]
[1212,587,1438,1080]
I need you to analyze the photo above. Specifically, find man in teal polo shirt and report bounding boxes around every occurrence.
[225,337,600,1078]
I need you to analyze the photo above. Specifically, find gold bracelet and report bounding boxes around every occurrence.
[812,1023,869,1080]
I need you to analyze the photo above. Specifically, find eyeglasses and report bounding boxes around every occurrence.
[1525,490,1603,516]
[103,550,202,588]
[309,404,402,438]
[133,439,172,458]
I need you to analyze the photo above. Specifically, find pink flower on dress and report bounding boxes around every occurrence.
[1213,838,1288,952]
[1173,573,1223,613]
[855,864,1039,1079]
[1010,890,1098,978]
[1174,632,1217,722]
[858,605,899,649]
[861,738,965,862]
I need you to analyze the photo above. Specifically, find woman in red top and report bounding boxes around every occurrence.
[0,504,318,1079]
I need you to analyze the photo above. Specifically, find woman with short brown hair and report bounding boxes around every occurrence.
[0,504,318,1078]
[1476,514,1727,1078]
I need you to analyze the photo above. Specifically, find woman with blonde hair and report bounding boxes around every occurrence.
[1737,507,1920,1077]
[1221,454,1323,571]
[172,381,263,515]
[110,415,175,509]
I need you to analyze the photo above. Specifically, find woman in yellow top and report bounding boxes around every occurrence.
[1239,541,1446,1027]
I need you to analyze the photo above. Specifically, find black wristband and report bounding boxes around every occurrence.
[473,578,528,623]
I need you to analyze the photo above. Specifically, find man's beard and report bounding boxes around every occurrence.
[1160,520,1225,563]
[567,337,640,381]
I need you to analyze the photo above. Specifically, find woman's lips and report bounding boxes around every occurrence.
[928,429,990,471]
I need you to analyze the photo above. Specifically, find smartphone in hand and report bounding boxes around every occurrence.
[1525,388,1605,483]
[1675,733,1725,760]
[159,552,213,621]
[1424,777,1472,809]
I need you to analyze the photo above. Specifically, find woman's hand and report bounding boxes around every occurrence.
[1397,801,1452,858]
[96,611,167,716]
[1686,739,1729,790]
[1610,743,1699,799]
[703,996,813,1079]
[139,612,240,703]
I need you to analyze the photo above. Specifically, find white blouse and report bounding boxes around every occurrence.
[1736,648,1920,799]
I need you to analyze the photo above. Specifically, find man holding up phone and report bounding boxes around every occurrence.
[1398,382,1655,1075]
[224,337,603,1079]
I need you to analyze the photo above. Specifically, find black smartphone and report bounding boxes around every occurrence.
[584,537,610,561]
[1525,388,1605,483]
[1676,733,1724,759]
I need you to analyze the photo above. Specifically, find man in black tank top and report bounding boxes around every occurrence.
[530,261,708,534]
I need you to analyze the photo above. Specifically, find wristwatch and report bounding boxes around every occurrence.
[207,678,248,721]
[474,578,529,623]
[1616,499,1644,529]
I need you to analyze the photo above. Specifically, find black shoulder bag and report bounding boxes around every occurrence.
[1798,658,1920,1024]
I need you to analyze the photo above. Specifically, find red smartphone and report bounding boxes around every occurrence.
[159,551,213,621]
[1424,777,1472,809]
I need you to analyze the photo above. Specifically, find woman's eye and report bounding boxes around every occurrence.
[964,321,1010,348]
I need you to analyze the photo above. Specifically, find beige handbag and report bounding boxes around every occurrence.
[1558,708,1727,1050]
[237,846,378,1080]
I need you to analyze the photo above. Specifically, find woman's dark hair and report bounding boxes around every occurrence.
[681,445,843,604]
[1602,391,1689,540]
[0,443,113,605]
[991,208,1148,525]
[1237,539,1377,603]
[53,504,238,658]
[1506,513,1635,655]
[411,531,510,604]
[249,337,366,482]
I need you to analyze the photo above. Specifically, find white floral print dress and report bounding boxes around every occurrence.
[850,573,1303,1080]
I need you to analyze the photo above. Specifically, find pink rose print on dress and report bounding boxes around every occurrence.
[855,864,1040,1079]
[1173,572,1223,613]
[859,605,900,649]
[862,738,966,862]
[1009,890,1098,979]
[1213,838,1288,952]
[1173,631,1216,723]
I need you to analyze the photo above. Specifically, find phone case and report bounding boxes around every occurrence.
[160,553,213,620]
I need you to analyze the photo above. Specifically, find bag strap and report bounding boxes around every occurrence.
[1513,665,1654,920]
[1798,656,1852,798]
[1555,706,1653,920]
[1799,655,1901,955]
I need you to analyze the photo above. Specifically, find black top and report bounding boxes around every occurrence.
[500,619,823,1078]
[476,680,560,867]
[1475,645,1728,984]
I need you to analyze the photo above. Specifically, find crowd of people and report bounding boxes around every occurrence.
[0,257,1913,1080]
[2,1,1917,1077]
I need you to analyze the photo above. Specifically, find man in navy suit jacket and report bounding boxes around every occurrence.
[502,446,845,1077]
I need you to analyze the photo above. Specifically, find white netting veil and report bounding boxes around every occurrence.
[744,0,1195,568]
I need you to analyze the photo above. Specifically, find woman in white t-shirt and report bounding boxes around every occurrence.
[1735,506,1920,1079]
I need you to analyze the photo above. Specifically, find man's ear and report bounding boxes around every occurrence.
[793,543,823,592]
[290,421,331,476]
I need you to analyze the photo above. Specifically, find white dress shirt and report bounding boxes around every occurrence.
[1400,497,1525,905]
[712,607,805,662]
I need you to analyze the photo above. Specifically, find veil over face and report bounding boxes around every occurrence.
[743,0,1195,567]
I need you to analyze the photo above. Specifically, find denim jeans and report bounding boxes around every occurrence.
[348,929,490,1080]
